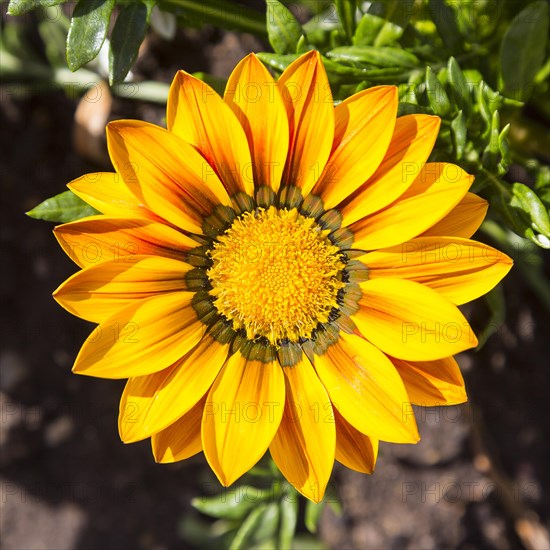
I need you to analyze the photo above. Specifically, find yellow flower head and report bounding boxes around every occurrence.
[53,51,512,502]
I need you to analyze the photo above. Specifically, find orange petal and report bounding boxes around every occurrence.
[312,86,398,209]
[354,278,478,361]
[278,51,335,195]
[314,332,420,443]
[270,357,335,502]
[152,396,206,463]
[202,351,285,486]
[119,336,228,442]
[334,408,378,474]
[72,292,205,378]
[350,162,474,250]
[68,172,154,219]
[360,237,513,305]
[224,54,289,193]
[53,255,192,323]
[167,71,254,196]
[391,356,467,406]
[422,192,488,238]
[106,120,232,233]
[54,216,196,268]
[340,115,441,225]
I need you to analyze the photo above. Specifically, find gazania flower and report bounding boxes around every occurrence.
[54,51,512,502]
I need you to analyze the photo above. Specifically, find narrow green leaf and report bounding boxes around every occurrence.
[500,1,549,101]
[451,109,466,160]
[511,183,550,238]
[229,504,268,550]
[26,190,99,223]
[278,493,298,549]
[425,66,451,116]
[482,110,501,170]
[191,486,266,520]
[295,34,310,54]
[155,0,267,37]
[335,0,357,42]
[475,286,506,350]
[327,45,419,68]
[266,0,303,55]
[428,0,463,53]
[109,2,148,85]
[304,500,325,534]
[447,57,470,112]
[38,17,68,68]
[250,503,280,544]
[497,123,510,175]
[7,0,65,16]
[66,0,114,71]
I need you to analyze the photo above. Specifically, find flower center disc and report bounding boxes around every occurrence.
[208,206,345,346]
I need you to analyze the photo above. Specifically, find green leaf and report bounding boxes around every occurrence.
[482,110,501,171]
[256,52,300,73]
[7,0,65,16]
[192,486,267,520]
[109,2,148,85]
[304,500,325,534]
[510,183,550,238]
[327,45,419,68]
[38,16,68,68]
[447,57,470,112]
[428,0,463,53]
[266,0,303,55]
[229,504,269,550]
[451,109,466,160]
[475,286,506,350]
[250,503,280,545]
[335,0,357,42]
[26,190,99,223]
[355,0,411,47]
[66,0,114,71]
[497,123,511,175]
[425,66,451,116]
[278,492,298,549]
[500,1,549,101]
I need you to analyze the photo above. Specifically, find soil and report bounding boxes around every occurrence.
[1,19,549,550]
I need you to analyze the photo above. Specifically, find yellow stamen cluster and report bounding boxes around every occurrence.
[208,207,345,345]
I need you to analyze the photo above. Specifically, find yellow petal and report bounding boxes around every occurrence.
[54,216,196,268]
[167,70,254,196]
[106,120,232,233]
[354,278,478,361]
[350,163,474,250]
[68,172,154,219]
[152,396,206,463]
[340,115,441,225]
[278,51,334,195]
[270,357,335,502]
[202,352,285,486]
[312,86,398,209]
[334,408,378,474]
[224,54,289,193]
[73,292,205,378]
[360,237,513,305]
[314,332,420,443]
[422,192,488,238]
[53,255,192,323]
[119,336,228,442]
[391,356,467,406]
